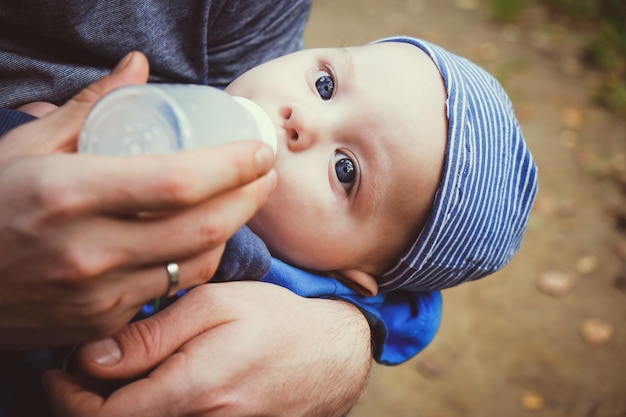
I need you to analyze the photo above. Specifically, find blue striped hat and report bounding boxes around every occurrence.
[376,36,538,293]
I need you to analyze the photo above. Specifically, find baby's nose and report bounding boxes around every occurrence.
[282,104,316,152]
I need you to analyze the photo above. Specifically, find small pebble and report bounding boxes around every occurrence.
[536,271,576,297]
[576,255,599,275]
[562,107,584,130]
[521,391,545,411]
[579,318,614,346]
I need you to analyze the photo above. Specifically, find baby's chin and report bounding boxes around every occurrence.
[250,230,321,271]
[246,219,283,257]
[247,215,338,272]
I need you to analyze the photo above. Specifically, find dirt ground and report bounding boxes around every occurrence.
[304,1,626,416]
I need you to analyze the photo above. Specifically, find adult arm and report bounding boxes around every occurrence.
[45,281,372,417]
[43,261,441,417]
[258,259,443,365]
[0,52,276,349]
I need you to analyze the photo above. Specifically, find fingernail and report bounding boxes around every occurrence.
[83,337,121,366]
[112,52,134,75]
[255,145,275,173]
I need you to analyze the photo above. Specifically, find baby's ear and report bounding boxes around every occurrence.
[337,269,379,297]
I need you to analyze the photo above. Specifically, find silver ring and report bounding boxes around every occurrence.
[165,262,180,297]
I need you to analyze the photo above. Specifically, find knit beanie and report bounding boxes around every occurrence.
[376,36,538,293]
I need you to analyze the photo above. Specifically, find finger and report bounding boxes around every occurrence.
[44,368,177,417]
[45,355,196,417]
[40,51,150,153]
[52,168,274,274]
[43,370,106,417]
[77,284,234,380]
[114,245,226,306]
[0,52,149,157]
[44,140,276,214]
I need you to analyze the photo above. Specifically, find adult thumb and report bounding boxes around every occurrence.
[45,51,150,152]
[76,290,213,380]
[54,51,150,124]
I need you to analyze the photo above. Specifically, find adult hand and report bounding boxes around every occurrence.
[0,53,276,349]
[44,281,372,417]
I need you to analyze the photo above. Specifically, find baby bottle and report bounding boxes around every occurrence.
[78,84,276,155]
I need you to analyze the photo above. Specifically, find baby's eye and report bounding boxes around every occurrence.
[334,152,357,193]
[315,69,334,101]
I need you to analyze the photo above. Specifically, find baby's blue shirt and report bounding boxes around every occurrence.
[261,258,442,365]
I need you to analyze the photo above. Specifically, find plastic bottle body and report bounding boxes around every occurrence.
[79,84,276,155]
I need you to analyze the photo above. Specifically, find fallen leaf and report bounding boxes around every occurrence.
[579,318,614,346]
[536,271,576,297]
[521,391,545,412]
[562,107,584,130]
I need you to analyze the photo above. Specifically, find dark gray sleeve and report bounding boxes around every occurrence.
[212,226,272,282]
[0,0,311,108]
[203,0,311,88]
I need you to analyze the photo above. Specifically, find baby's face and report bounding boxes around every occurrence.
[226,42,447,280]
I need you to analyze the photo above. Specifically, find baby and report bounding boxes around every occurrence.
[222,35,538,297]
[10,36,538,299]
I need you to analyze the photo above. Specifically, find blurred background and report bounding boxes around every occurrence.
[304,1,625,416]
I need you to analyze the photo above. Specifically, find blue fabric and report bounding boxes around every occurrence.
[375,37,538,293]
[0,109,35,134]
[261,258,442,365]
[213,226,272,282]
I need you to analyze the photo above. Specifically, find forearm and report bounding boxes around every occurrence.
[46,282,373,417]
[311,299,372,417]
[261,258,443,365]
